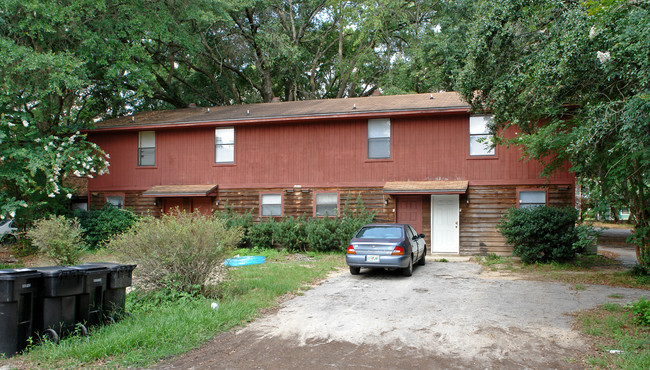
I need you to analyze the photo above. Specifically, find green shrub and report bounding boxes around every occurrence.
[248,218,278,248]
[273,216,308,251]
[27,215,85,265]
[305,217,342,251]
[214,207,254,248]
[497,206,593,264]
[75,205,138,249]
[108,211,242,294]
[10,238,38,257]
[222,194,375,252]
[628,297,650,326]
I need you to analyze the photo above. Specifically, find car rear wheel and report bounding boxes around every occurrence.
[402,256,413,276]
[418,248,426,266]
[349,266,361,275]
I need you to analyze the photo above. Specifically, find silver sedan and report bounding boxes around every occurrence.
[345,223,427,276]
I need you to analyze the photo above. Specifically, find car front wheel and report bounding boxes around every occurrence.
[349,266,361,275]
[402,256,413,276]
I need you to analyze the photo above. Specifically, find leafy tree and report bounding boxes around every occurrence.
[458,0,650,267]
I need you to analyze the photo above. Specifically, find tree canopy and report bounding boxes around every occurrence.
[2,0,648,270]
[1,0,466,223]
[458,0,650,265]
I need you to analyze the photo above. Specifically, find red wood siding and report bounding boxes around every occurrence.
[88,113,573,192]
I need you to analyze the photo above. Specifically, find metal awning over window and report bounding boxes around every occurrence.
[383,181,469,195]
[142,184,218,198]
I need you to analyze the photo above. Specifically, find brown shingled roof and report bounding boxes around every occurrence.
[95,92,469,130]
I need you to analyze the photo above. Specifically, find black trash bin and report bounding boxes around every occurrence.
[0,268,41,357]
[70,264,108,327]
[34,266,86,343]
[78,263,136,321]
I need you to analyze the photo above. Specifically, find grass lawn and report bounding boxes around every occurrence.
[0,249,346,368]
[576,303,650,368]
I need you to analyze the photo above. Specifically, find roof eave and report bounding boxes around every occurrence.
[89,106,470,132]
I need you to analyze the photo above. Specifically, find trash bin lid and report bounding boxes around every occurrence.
[34,266,85,278]
[0,268,41,280]
[78,262,137,272]
[69,264,109,273]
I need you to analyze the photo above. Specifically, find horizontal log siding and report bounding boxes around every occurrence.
[91,187,393,222]
[89,191,161,217]
[90,184,573,255]
[459,184,574,256]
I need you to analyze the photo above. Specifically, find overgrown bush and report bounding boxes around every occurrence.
[75,205,138,249]
[305,217,343,251]
[248,218,278,249]
[108,211,242,294]
[628,297,650,326]
[27,215,85,265]
[214,206,254,247]
[273,216,308,251]
[218,194,375,252]
[497,206,597,263]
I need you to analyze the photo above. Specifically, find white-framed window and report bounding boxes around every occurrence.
[518,190,546,209]
[215,127,235,163]
[469,115,495,156]
[261,193,282,216]
[315,193,338,217]
[368,118,390,159]
[105,195,124,209]
[138,131,156,166]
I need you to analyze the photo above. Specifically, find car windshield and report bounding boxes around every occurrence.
[356,226,403,239]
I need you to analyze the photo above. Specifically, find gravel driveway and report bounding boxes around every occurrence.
[161,261,648,369]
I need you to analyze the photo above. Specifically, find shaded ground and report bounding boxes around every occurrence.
[597,228,637,266]
[159,261,648,370]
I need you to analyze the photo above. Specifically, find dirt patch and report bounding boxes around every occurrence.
[158,329,584,370]
[157,262,649,369]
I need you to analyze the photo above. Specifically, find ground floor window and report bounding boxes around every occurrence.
[105,194,124,209]
[261,193,282,216]
[315,192,338,216]
[518,190,547,208]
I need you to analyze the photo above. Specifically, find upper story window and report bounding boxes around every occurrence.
[138,131,156,166]
[368,118,390,159]
[215,127,235,163]
[261,193,282,216]
[518,190,547,209]
[469,115,495,156]
[315,192,338,217]
[105,194,124,209]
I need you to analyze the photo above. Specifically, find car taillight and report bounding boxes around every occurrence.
[347,245,356,254]
[392,246,404,255]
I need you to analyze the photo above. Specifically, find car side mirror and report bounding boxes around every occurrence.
[419,233,425,239]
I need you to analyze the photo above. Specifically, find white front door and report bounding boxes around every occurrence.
[431,195,460,254]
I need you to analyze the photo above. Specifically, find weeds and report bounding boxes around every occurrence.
[11,252,345,368]
[577,302,650,368]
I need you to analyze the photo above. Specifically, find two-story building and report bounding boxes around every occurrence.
[87,92,575,255]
